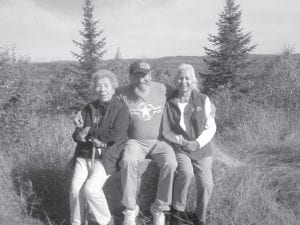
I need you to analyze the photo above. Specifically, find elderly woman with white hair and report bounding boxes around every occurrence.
[70,70,129,225]
[162,64,216,225]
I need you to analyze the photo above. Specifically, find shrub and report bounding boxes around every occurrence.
[254,46,300,112]
[0,47,45,145]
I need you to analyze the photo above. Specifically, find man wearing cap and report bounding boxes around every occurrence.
[117,60,178,225]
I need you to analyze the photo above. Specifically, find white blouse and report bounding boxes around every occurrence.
[177,102,188,131]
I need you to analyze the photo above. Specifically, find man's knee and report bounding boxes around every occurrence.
[120,155,139,169]
[155,141,177,169]
[120,140,143,169]
[163,156,178,172]
[178,166,194,182]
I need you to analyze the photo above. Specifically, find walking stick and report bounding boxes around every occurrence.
[91,143,96,172]
[84,141,96,225]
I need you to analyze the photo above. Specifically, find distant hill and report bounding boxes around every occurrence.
[31,54,300,79]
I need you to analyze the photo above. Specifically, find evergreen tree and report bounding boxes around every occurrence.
[72,0,106,79]
[203,0,256,93]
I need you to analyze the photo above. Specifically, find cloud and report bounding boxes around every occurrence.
[1,0,300,61]
[0,0,80,61]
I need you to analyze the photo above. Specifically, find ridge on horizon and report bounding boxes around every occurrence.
[32,53,300,64]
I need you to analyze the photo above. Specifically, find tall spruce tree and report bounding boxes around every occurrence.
[72,0,106,79]
[203,0,256,93]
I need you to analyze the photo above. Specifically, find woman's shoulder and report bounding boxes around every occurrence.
[192,90,208,99]
[110,96,129,111]
[82,100,98,112]
[166,88,178,101]
[191,90,209,104]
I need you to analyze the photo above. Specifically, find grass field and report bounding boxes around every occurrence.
[1,101,299,225]
[1,52,299,225]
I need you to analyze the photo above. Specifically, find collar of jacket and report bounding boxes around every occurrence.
[93,99,110,108]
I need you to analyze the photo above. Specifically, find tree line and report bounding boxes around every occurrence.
[72,0,256,97]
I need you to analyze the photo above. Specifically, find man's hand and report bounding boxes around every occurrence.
[74,111,84,128]
[182,139,199,152]
[92,139,107,148]
[77,127,90,142]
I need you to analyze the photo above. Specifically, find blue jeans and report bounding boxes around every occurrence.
[173,152,213,223]
[120,139,178,212]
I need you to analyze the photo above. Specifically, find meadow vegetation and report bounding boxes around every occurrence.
[0,46,299,225]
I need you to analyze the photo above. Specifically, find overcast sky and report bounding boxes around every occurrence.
[1,0,299,62]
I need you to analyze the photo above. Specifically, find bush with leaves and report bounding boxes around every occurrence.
[254,46,300,112]
[0,47,43,145]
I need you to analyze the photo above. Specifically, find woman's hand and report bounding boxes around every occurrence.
[73,111,84,128]
[182,139,199,152]
[92,139,107,148]
[77,127,90,142]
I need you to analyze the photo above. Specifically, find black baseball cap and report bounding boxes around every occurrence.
[129,60,151,75]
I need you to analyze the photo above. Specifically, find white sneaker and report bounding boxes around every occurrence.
[150,207,165,225]
[123,205,139,225]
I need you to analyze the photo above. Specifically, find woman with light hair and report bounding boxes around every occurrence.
[70,70,129,225]
[162,63,217,225]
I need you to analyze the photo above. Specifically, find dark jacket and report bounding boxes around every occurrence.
[72,97,129,174]
[162,90,215,160]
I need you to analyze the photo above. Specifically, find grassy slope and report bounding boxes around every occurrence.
[0,156,43,225]
[3,100,298,225]
[1,54,299,224]
[0,115,76,225]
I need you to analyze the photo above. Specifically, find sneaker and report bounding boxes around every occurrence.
[88,216,115,225]
[123,206,139,225]
[150,206,166,225]
[190,214,205,225]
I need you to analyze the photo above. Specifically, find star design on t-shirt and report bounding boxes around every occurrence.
[130,102,162,121]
